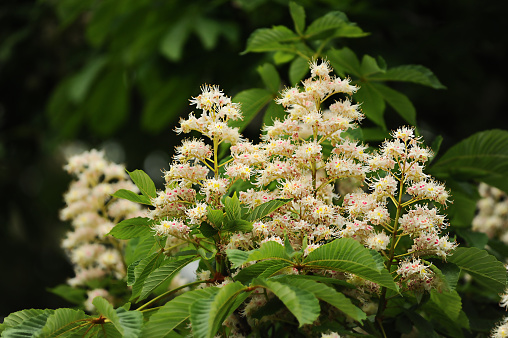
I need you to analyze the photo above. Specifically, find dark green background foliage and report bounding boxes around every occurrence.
[0,0,507,320]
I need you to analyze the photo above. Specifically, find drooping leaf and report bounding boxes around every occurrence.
[257,63,281,93]
[305,11,348,39]
[108,217,153,239]
[115,307,143,338]
[68,57,108,103]
[38,308,89,337]
[447,247,506,293]
[227,241,289,268]
[0,309,54,335]
[243,26,297,54]
[289,1,306,35]
[235,260,293,284]
[303,238,398,291]
[278,277,366,322]
[369,64,446,89]
[47,284,87,305]
[127,169,157,200]
[159,16,191,62]
[124,235,162,266]
[138,257,197,301]
[429,129,508,194]
[353,82,386,129]
[130,251,165,301]
[372,83,416,125]
[246,198,292,221]
[253,278,320,327]
[190,282,247,338]
[289,56,309,85]
[327,47,361,77]
[193,17,221,50]
[143,288,218,337]
[86,67,129,136]
[231,89,273,132]
[360,54,384,77]
[1,311,52,338]
[112,189,152,205]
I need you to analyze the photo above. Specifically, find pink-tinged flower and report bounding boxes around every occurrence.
[366,231,390,251]
[152,219,190,237]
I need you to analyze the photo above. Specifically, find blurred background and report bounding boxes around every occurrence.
[1,0,507,316]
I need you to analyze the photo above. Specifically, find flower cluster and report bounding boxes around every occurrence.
[472,183,508,242]
[60,149,144,311]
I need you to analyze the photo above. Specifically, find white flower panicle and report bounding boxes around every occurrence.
[60,149,144,310]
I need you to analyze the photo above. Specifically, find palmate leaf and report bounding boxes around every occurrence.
[138,257,197,301]
[327,47,361,77]
[303,238,398,291]
[1,309,53,334]
[289,1,305,35]
[447,247,506,293]
[227,241,289,268]
[289,56,309,85]
[37,308,89,337]
[257,63,281,93]
[253,278,320,327]
[190,282,248,338]
[352,82,386,129]
[277,277,366,322]
[108,217,153,239]
[127,169,157,200]
[371,83,416,126]
[47,284,86,305]
[246,198,292,221]
[143,288,218,337]
[429,129,508,194]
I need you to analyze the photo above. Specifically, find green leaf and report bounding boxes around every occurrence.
[289,2,306,35]
[263,101,287,127]
[1,311,52,337]
[447,247,506,293]
[425,289,462,322]
[141,77,194,134]
[47,284,87,305]
[138,257,196,301]
[130,251,165,301]
[289,56,309,85]
[257,63,281,93]
[112,189,152,205]
[0,309,54,335]
[143,288,218,337]
[86,67,128,136]
[227,241,289,268]
[278,277,366,322]
[429,130,508,194]
[108,217,153,239]
[224,193,241,221]
[361,127,390,141]
[429,135,443,164]
[127,260,141,286]
[68,57,108,103]
[207,207,224,228]
[372,83,416,125]
[93,297,120,328]
[160,16,191,62]
[194,17,221,50]
[115,307,143,338]
[125,235,162,266]
[231,89,273,132]
[38,308,89,337]
[327,47,361,77]
[190,282,247,338]
[243,26,297,54]
[199,222,219,238]
[305,11,347,39]
[235,260,293,284]
[353,82,386,129]
[369,64,446,89]
[127,169,157,199]
[253,278,320,327]
[273,51,295,65]
[360,54,384,77]
[222,219,253,233]
[303,238,398,291]
[246,198,292,221]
